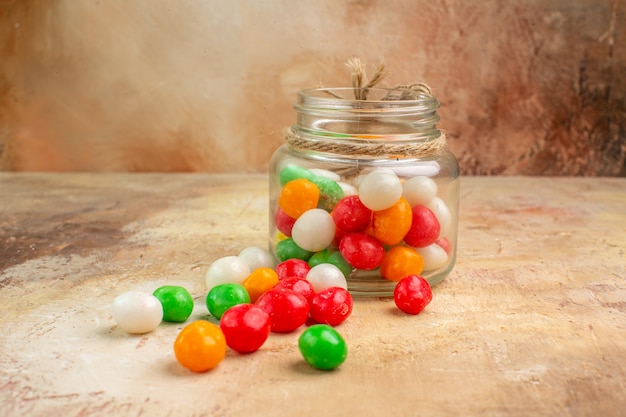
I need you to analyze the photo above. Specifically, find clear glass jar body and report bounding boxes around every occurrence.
[269,88,459,297]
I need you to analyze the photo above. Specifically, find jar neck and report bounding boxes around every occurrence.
[293,87,441,142]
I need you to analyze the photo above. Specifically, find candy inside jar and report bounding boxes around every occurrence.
[269,86,459,297]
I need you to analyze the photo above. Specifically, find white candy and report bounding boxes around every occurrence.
[427,197,452,238]
[238,246,276,271]
[403,176,438,207]
[291,208,335,252]
[112,291,163,334]
[415,243,449,271]
[337,181,357,196]
[205,256,251,291]
[358,169,403,211]
[309,168,341,181]
[305,263,348,293]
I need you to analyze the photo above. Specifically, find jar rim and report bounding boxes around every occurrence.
[296,87,440,110]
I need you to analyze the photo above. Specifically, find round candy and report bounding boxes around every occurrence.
[275,258,311,280]
[274,207,297,237]
[339,233,385,270]
[256,288,309,333]
[394,275,433,315]
[152,285,194,323]
[358,169,403,211]
[309,168,340,181]
[402,176,438,207]
[311,176,344,211]
[337,181,358,196]
[404,205,441,248]
[273,277,315,302]
[436,237,452,254]
[279,164,316,186]
[112,291,163,334]
[173,320,226,372]
[205,256,251,291]
[238,246,276,271]
[371,197,412,246]
[278,178,320,219]
[427,197,452,237]
[305,263,348,293]
[331,195,372,233]
[308,249,353,278]
[298,324,348,370]
[220,304,271,354]
[380,246,424,281]
[415,243,449,271]
[310,287,353,326]
[275,238,313,262]
[205,283,250,320]
[291,208,336,252]
[241,267,279,303]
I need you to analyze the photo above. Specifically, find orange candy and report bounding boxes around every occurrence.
[380,246,424,281]
[371,197,412,246]
[173,320,227,373]
[278,179,320,219]
[241,267,280,303]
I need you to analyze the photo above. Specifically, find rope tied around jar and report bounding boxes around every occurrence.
[284,57,447,158]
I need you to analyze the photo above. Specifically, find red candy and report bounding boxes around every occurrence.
[393,275,433,315]
[339,233,385,270]
[220,304,271,353]
[274,276,315,302]
[436,237,452,254]
[275,207,297,237]
[275,258,311,280]
[404,205,441,248]
[332,195,372,233]
[309,287,353,326]
[256,288,309,333]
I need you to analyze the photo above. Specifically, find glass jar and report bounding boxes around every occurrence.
[269,87,459,297]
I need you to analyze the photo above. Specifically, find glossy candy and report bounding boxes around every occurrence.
[308,249,353,278]
[309,287,353,326]
[279,164,316,186]
[339,233,385,270]
[402,176,438,207]
[380,246,424,282]
[331,195,372,233]
[241,267,279,303]
[256,288,309,333]
[415,243,449,271]
[404,205,441,248]
[112,291,163,334]
[427,197,452,237]
[219,304,271,354]
[152,285,194,323]
[305,263,348,293]
[291,208,336,252]
[278,178,320,219]
[238,246,276,271]
[273,277,315,302]
[298,324,348,370]
[205,256,251,291]
[309,168,340,181]
[312,176,344,211]
[274,207,297,237]
[173,320,226,373]
[275,258,310,280]
[371,197,412,246]
[393,275,433,315]
[358,169,403,211]
[275,238,313,262]
[206,283,250,320]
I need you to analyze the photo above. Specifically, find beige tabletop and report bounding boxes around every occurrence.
[1,173,625,417]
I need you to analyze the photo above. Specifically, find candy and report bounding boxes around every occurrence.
[380,246,424,282]
[305,263,348,293]
[205,283,250,320]
[309,287,353,326]
[112,291,163,334]
[371,197,412,246]
[298,324,348,370]
[273,277,315,302]
[275,238,313,262]
[309,168,341,181]
[339,233,385,270]
[205,256,251,291]
[238,246,276,271]
[394,275,433,315]
[331,195,372,233]
[291,208,336,252]
[275,258,311,280]
[279,164,316,186]
[358,169,403,211]
[402,176,438,207]
[404,205,441,248]
[219,304,271,354]
[274,207,297,237]
[436,237,452,254]
[336,181,358,196]
[278,178,319,219]
[415,243,449,271]
[256,288,309,333]
[307,249,353,278]
[311,176,344,211]
[173,320,226,372]
[427,197,452,238]
[152,285,194,323]
[241,267,279,303]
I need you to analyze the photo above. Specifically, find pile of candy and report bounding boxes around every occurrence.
[111,245,433,373]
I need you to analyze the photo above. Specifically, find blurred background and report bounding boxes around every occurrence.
[0,0,624,175]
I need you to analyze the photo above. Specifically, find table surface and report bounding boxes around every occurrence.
[1,173,625,417]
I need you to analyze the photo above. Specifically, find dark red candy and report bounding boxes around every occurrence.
[339,232,385,270]
[331,195,372,232]
[273,276,315,302]
[256,288,309,333]
[403,205,440,248]
[275,207,297,237]
[393,275,433,315]
[220,304,271,353]
[309,287,353,326]
[275,258,311,280]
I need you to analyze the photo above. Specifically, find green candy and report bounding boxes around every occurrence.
[311,176,344,211]
[308,249,353,278]
[298,324,348,370]
[152,285,194,323]
[279,165,316,186]
[275,238,313,262]
[205,283,250,319]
